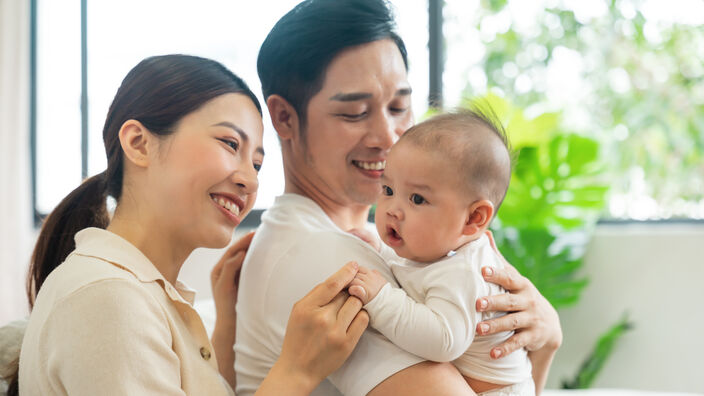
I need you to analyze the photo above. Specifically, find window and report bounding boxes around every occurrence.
[32,0,429,223]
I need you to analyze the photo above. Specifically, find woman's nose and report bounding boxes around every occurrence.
[230,162,259,195]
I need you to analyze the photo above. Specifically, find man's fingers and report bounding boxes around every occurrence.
[476,311,532,336]
[490,330,531,359]
[306,262,359,306]
[481,265,526,292]
[476,292,527,313]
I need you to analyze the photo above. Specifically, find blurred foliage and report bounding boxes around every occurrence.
[562,314,634,389]
[446,0,704,219]
[474,93,608,308]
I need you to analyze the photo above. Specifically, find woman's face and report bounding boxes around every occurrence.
[148,93,264,249]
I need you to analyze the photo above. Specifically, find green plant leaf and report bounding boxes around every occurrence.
[562,314,634,389]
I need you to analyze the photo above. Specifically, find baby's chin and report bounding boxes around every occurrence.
[391,245,446,263]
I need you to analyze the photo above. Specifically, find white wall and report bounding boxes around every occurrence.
[547,223,704,393]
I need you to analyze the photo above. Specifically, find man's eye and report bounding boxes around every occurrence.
[382,185,393,196]
[340,112,367,121]
[410,194,426,205]
[390,107,408,114]
[219,138,239,151]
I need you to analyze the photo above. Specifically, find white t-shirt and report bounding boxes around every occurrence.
[364,234,533,386]
[234,194,423,396]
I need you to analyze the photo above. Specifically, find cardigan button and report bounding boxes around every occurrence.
[200,347,211,360]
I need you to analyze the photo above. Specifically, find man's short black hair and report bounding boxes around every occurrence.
[257,0,408,128]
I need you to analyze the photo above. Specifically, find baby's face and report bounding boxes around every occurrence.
[375,142,472,262]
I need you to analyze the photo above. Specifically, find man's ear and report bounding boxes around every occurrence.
[118,119,153,168]
[266,94,300,141]
[462,199,495,236]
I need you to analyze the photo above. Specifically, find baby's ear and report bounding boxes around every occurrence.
[462,200,495,237]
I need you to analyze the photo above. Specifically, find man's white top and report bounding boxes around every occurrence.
[364,235,532,385]
[235,194,423,396]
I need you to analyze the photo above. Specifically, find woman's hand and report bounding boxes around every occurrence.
[211,231,254,327]
[210,231,255,390]
[257,261,369,395]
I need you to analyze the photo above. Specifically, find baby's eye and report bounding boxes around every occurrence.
[253,163,262,172]
[410,193,426,205]
[382,185,393,196]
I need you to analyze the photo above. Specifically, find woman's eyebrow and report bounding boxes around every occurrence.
[212,121,265,156]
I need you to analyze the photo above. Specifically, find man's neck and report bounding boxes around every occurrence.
[284,177,370,231]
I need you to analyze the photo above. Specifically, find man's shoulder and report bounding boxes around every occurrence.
[259,193,336,232]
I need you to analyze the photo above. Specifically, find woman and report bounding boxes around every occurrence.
[16,54,368,395]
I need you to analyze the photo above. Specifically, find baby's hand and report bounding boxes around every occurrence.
[347,266,388,305]
[348,228,381,252]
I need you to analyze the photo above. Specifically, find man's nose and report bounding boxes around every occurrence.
[366,112,401,150]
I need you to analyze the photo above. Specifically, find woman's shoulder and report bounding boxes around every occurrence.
[34,253,156,315]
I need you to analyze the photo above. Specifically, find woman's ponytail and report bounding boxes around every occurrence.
[26,171,109,307]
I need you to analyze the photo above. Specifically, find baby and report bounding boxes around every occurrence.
[348,110,534,395]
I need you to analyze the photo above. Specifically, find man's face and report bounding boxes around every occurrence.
[296,39,414,206]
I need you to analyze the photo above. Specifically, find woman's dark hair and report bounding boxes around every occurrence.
[257,0,408,129]
[26,54,261,307]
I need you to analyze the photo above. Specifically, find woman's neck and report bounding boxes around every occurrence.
[107,204,191,285]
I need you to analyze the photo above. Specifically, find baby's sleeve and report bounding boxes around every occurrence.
[363,261,484,362]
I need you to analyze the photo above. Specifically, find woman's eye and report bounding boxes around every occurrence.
[382,185,393,196]
[219,138,239,152]
[410,193,426,205]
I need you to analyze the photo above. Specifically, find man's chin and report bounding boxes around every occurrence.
[345,186,382,207]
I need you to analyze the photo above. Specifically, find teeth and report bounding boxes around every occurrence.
[355,160,386,171]
[212,195,241,217]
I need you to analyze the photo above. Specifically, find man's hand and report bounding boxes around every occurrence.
[347,265,388,305]
[475,230,562,357]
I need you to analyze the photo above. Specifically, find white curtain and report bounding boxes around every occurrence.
[0,0,32,325]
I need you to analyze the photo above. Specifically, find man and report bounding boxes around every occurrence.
[235,1,562,395]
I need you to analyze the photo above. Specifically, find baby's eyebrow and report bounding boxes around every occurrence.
[406,182,431,191]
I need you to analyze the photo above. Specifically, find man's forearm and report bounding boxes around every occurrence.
[528,345,558,395]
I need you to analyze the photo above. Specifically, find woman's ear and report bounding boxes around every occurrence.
[118,119,152,168]
[266,94,300,140]
[462,199,495,237]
